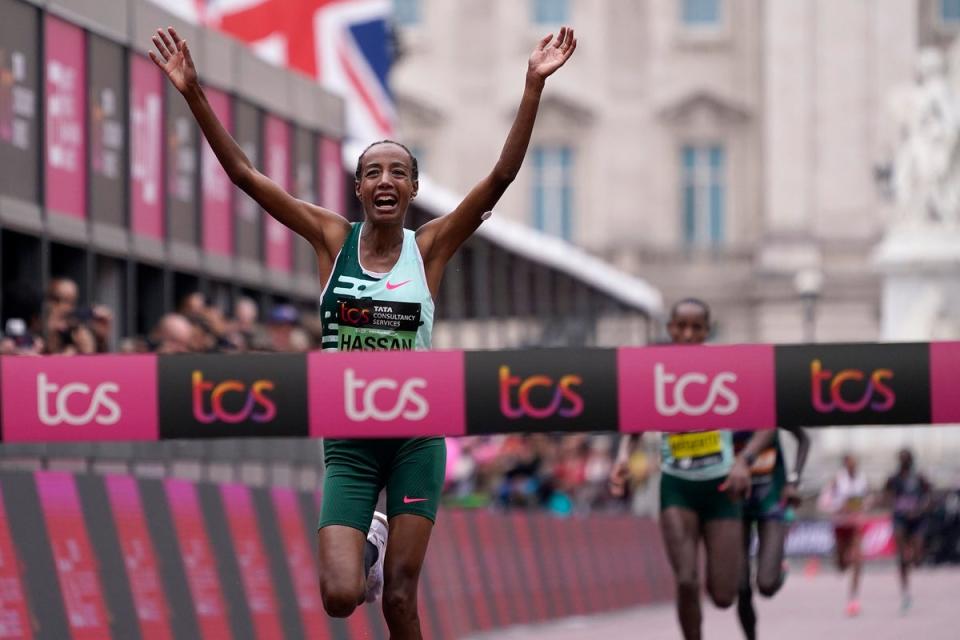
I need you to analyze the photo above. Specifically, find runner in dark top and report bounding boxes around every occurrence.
[884,448,932,613]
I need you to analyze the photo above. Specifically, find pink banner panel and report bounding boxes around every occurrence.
[618,344,776,433]
[104,475,173,640]
[35,471,112,640]
[319,137,345,214]
[130,55,164,239]
[201,87,233,256]
[263,114,292,272]
[44,15,86,219]
[164,479,232,640]
[219,485,283,640]
[1,355,157,443]
[270,487,331,638]
[930,341,960,424]
[309,350,466,438]
[0,490,33,639]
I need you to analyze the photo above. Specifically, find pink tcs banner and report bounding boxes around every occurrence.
[44,15,86,219]
[930,341,960,424]
[35,472,112,640]
[618,345,776,433]
[263,115,292,272]
[130,55,164,239]
[201,88,233,256]
[0,491,33,640]
[220,485,283,639]
[164,479,232,640]
[270,487,328,635]
[309,350,465,438]
[1,355,157,443]
[319,137,345,213]
[104,475,173,640]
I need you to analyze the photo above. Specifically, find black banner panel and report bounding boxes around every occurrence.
[158,353,308,439]
[0,0,40,203]
[88,34,126,228]
[166,81,198,245]
[233,99,261,262]
[774,343,931,427]
[465,348,619,434]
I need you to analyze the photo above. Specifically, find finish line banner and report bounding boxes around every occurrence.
[0,342,956,443]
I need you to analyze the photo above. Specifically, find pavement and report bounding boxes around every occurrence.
[464,563,959,639]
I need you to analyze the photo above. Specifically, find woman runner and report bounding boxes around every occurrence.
[150,24,576,638]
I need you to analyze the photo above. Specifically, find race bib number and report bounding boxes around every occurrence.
[667,431,726,471]
[336,298,421,351]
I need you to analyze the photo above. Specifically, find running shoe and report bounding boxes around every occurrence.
[900,593,912,614]
[845,599,861,617]
[364,511,389,604]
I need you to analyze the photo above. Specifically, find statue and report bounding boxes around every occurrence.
[887,47,960,229]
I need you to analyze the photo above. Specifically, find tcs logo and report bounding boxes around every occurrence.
[653,363,738,417]
[338,301,370,324]
[344,368,429,421]
[191,371,276,424]
[36,373,121,426]
[810,360,895,413]
[498,365,584,419]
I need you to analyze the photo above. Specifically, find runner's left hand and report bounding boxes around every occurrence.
[719,459,751,499]
[528,27,577,81]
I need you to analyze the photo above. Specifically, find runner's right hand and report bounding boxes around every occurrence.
[608,459,629,497]
[149,27,198,94]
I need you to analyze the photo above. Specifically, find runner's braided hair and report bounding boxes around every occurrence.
[354,140,419,183]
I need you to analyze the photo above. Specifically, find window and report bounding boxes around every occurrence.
[532,145,574,241]
[393,0,420,26]
[941,0,960,23]
[682,0,721,27]
[681,144,725,248]
[532,0,569,25]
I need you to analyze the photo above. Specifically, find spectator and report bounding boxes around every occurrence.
[43,277,79,353]
[150,313,194,354]
[266,304,300,352]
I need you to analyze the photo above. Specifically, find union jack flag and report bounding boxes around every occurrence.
[153,0,396,143]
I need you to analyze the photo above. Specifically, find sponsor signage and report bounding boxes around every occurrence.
[201,87,233,256]
[774,343,930,427]
[1,355,157,443]
[130,54,164,239]
[0,490,33,639]
[158,354,307,439]
[309,350,465,438]
[220,485,284,639]
[35,472,112,640]
[88,35,126,228]
[465,349,617,434]
[264,114,292,273]
[166,82,198,245]
[0,0,40,203]
[163,479,232,640]
[319,136,344,213]
[44,15,86,219]
[618,345,775,433]
[270,487,326,633]
[930,341,960,424]
[104,475,173,640]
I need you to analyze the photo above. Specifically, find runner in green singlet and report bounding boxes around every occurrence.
[151,24,577,638]
[610,299,774,640]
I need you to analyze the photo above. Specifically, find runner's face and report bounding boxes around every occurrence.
[355,143,417,225]
[667,304,709,345]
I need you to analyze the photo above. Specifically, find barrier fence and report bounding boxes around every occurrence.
[0,342,957,443]
[0,469,674,640]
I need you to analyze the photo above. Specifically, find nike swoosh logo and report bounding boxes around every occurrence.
[386,279,411,290]
[403,496,428,504]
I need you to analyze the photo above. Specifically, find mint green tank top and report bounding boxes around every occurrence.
[660,430,735,481]
[319,223,434,352]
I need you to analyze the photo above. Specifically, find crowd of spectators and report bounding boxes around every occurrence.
[0,276,320,356]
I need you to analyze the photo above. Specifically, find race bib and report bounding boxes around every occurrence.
[336,298,421,351]
[669,431,722,459]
